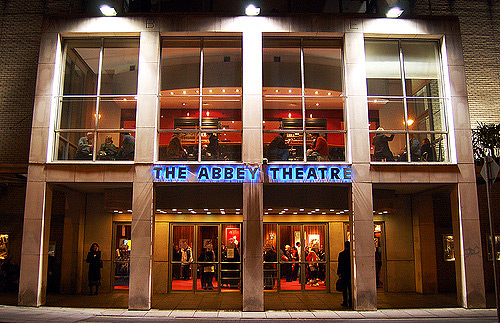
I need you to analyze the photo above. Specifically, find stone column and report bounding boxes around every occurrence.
[451,183,486,308]
[18,30,60,306]
[18,180,52,306]
[241,25,264,311]
[345,28,377,310]
[444,32,486,308]
[129,30,159,310]
[412,194,438,294]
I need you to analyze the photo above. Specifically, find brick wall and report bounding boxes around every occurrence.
[414,0,500,127]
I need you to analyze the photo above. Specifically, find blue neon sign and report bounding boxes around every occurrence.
[152,164,352,183]
[266,165,351,183]
[153,165,260,183]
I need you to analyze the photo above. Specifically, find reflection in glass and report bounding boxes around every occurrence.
[365,40,403,96]
[263,38,301,89]
[161,39,201,92]
[203,38,242,92]
[407,98,445,132]
[63,40,100,96]
[59,98,97,130]
[100,39,139,95]
[402,42,441,97]
[303,41,342,94]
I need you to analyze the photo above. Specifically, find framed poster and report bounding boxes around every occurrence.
[487,235,500,261]
[442,235,455,261]
[0,234,8,260]
[226,227,240,246]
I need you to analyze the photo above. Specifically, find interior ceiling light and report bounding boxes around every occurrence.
[100,5,117,16]
[386,7,403,18]
[245,4,261,16]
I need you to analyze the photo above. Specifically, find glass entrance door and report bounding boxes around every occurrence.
[113,223,131,290]
[263,223,328,291]
[170,223,241,292]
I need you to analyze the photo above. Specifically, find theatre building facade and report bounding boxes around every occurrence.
[18,13,485,311]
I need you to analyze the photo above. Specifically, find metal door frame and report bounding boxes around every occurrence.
[266,222,329,292]
[169,222,242,293]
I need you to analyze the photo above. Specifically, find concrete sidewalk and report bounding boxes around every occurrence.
[0,305,497,322]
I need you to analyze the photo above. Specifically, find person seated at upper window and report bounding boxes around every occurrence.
[306,133,329,161]
[98,135,118,160]
[205,133,219,159]
[116,133,135,160]
[267,133,290,161]
[166,131,187,160]
[372,128,395,161]
[420,138,436,161]
[399,136,421,161]
[75,132,93,160]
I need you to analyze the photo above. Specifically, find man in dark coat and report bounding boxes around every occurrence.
[372,127,395,161]
[337,241,351,307]
[268,133,290,161]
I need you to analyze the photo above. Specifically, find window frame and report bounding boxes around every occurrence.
[53,37,139,162]
[158,36,243,163]
[366,38,449,163]
[262,37,346,163]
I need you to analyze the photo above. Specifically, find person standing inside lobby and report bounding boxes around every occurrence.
[372,128,395,161]
[86,243,102,295]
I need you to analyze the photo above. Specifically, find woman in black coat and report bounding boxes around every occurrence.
[86,243,102,295]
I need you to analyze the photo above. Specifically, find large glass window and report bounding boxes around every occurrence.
[263,38,345,162]
[159,37,242,162]
[366,40,448,162]
[55,38,139,161]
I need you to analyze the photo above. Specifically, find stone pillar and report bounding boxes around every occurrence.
[18,180,52,306]
[345,28,377,310]
[60,191,86,294]
[412,194,438,294]
[243,182,264,311]
[241,25,264,311]
[129,30,159,310]
[451,183,486,308]
[129,168,154,310]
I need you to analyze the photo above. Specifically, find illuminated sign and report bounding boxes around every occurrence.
[153,165,260,183]
[265,165,351,183]
[152,164,352,183]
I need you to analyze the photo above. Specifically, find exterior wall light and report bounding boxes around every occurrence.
[386,7,403,18]
[245,4,260,16]
[100,5,117,16]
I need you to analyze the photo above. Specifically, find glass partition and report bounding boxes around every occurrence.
[263,37,345,162]
[159,37,242,162]
[56,38,139,161]
[366,39,448,163]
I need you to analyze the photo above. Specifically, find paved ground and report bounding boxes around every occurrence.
[0,291,497,321]
[0,305,497,322]
[0,291,466,310]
